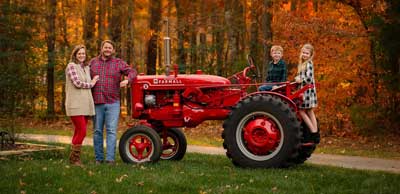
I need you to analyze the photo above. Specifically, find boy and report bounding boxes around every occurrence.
[259,45,287,91]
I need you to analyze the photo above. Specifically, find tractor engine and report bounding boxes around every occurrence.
[131,73,244,128]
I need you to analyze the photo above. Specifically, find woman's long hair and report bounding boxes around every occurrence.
[297,43,314,73]
[69,44,86,64]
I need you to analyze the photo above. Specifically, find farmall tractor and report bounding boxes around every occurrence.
[119,25,319,168]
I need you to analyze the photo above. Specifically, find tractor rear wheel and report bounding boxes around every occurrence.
[159,128,187,160]
[119,125,162,164]
[291,120,320,164]
[222,94,301,168]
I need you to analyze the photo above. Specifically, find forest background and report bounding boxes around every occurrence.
[0,0,399,138]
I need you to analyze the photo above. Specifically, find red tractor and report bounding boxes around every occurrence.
[118,55,319,168]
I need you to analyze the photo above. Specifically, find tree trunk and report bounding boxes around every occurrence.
[46,0,56,117]
[83,0,96,55]
[98,0,107,49]
[60,0,70,115]
[211,5,224,76]
[111,0,123,54]
[224,0,239,75]
[199,32,206,70]
[146,0,161,75]
[175,0,188,73]
[250,0,260,70]
[190,23,197,73]
[262,0,273,79]
[126,0,134,115]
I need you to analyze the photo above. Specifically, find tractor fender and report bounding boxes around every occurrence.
[243,91,298,112]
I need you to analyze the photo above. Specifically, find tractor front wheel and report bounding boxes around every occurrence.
[222,94,301,168]
[159,128,187,160]
[119,125,162,164]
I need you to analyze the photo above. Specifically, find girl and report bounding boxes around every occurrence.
[65,45,99,166]
[295,43,318,142]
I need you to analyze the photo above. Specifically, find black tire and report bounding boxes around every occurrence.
[222,94,301,168]
[159,128,187,160]
[119,125,162,164]
[291,120,320,164]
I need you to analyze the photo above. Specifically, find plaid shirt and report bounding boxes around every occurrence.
[66,63,94,88]
[265,59,287,83]
[90,56,137,104]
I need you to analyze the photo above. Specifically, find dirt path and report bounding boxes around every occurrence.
[17,133,400,174]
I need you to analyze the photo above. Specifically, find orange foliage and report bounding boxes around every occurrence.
[271,1,376,135]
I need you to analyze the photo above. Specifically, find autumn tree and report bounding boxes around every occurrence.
[338,0,400,130]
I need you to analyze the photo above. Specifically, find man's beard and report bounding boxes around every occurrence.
[101,51,113,59]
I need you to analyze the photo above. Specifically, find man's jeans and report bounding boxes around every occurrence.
[93,101,120,162]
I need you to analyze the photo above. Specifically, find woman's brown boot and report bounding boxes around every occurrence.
[69,144,83,167]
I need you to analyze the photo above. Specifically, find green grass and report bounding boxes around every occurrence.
[1,144,399,194]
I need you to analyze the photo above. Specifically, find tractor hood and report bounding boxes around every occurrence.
[134,74,231,89]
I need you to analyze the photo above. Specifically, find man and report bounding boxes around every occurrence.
[90,40,137,164]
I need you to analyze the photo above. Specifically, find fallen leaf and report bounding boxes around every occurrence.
[19,179,26,186]
[137,181,144,186]
[116,174,128,183]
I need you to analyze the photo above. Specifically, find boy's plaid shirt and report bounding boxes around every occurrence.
[266,59,287,83]
[90,56,137,104]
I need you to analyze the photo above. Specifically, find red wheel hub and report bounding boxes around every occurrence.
[243,117,281,155]
[129,135,153,160]
[161,136,177,157]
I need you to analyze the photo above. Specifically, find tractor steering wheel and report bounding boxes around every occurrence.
[245,55,261,80]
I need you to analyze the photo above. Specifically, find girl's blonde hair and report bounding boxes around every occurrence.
[298,43,314,73]
[69,44,86,64]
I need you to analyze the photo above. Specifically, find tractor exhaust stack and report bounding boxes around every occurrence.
[164,19,171,76]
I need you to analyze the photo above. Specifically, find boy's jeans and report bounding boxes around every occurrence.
[258,84,274,91]
[93,101,120,162]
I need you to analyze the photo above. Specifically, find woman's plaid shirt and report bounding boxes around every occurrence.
[90,56,137,104]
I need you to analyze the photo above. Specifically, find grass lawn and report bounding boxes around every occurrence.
[1,144,399,194]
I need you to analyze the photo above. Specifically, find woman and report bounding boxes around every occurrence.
[65,45,99,166]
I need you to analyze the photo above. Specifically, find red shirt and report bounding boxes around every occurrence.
[90,56,137,104]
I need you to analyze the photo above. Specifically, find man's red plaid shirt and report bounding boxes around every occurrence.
[90,56,137,104]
